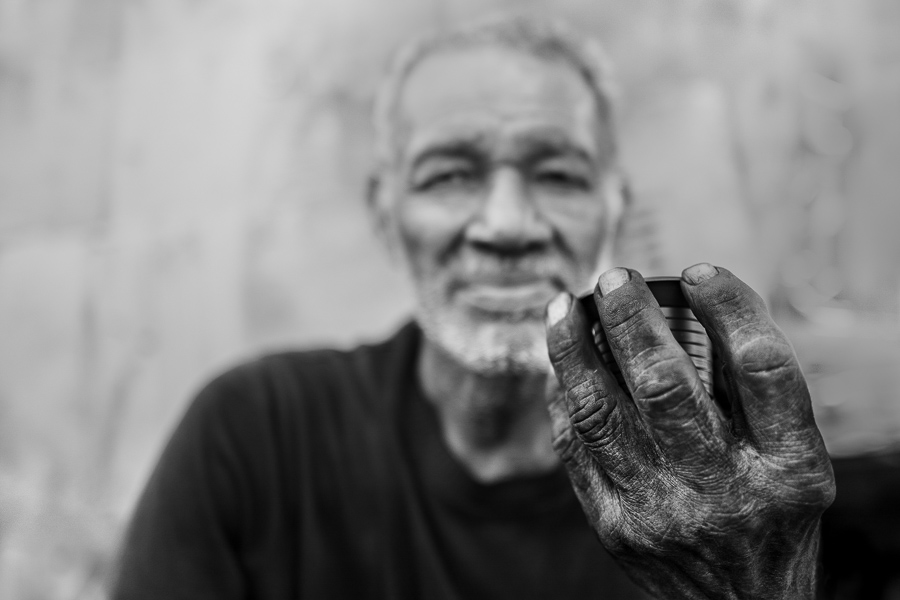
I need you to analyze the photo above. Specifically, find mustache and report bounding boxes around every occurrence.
[443,248,578,282]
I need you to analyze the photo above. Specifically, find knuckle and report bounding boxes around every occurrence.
[764,481,835,524]
[547,331,581,366]
[734,333,794,371]
[733,334,805,391]
[619,497,686,553]
[592,512,630,553]
[629,352,696,398]
[697,278,773,342]
[703,275,766,316]
[604,302,656,346]
[548,334,590,382]
[634,378,703,419]
[569,384,620,448]
[780,461,836,512]
[550,427,581,463]
[817,476,837,510]
[621,528,658,555]
[746,447,836,516]
[799,478,836,512]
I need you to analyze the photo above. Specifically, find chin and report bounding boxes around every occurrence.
[416,307,551,377]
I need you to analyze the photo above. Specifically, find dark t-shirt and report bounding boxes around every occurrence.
[112,322,647,599]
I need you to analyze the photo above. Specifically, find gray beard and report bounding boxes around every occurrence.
[415,303,552,377]
[405,247,599,377]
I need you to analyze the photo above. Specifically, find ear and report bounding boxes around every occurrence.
[366,173,402,263]
[366,172,382,222]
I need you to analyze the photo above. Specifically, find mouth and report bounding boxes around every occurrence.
[454,278,561,315]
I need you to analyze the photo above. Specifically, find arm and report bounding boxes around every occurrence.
[110,372,251,600]
[544,264,835,599]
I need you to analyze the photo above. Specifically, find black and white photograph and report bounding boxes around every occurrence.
[1,1,899,598]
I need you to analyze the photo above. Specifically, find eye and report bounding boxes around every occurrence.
[415,168,476,191]
[533,168,591,192]
[410,157,482,193]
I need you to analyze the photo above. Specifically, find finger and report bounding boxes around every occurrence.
[545,291,648,486]
[545,376,620,526]
[544,378,599,493]
[592,268,726,461]
[679,264,817,451]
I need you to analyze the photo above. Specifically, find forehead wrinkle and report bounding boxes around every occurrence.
[407,46,590,105]
[506,129,597,164]
[406,120,599,172]
[393,46,605,168]
[406,128,492,168]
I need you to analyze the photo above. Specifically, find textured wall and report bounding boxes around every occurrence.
[1,0,899,597]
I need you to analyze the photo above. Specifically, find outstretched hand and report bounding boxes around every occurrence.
[544,264,834,600]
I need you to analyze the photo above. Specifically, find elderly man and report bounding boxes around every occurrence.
[112,16,834,600]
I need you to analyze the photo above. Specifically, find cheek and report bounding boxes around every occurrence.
[394,199,470,270]
[548,205,608,263]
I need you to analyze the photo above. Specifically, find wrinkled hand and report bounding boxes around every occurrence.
[544,265,835,600]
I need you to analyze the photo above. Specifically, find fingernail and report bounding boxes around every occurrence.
[598,267,630,297]
[546,292,571,327]
[683,263,718,285]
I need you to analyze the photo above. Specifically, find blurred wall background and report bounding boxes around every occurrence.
[1,0,899,597]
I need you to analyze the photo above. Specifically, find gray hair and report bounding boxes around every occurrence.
[371,14,620,170]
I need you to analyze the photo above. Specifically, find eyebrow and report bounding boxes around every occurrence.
[408,130,596,171]
[516,135,595,165]
[409,142,483,172]
[406,131,489,170]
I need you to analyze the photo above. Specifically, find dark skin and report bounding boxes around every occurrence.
[375,42,834,597]
[545,264,836,599]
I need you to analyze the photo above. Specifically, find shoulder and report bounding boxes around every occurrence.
[120,322,422,584]
[183,321,421,442]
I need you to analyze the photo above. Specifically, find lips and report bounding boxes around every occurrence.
[455,279,560,313]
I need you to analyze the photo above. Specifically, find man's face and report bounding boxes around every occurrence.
[377,46,618,375]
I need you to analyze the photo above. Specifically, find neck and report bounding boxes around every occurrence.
[417,337,559,483]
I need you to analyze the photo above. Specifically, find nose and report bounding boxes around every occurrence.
[466,167,552,251]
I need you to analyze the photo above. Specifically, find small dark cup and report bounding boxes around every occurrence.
[578,276,715,400]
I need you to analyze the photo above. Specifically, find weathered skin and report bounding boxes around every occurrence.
[545,265,835,599]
